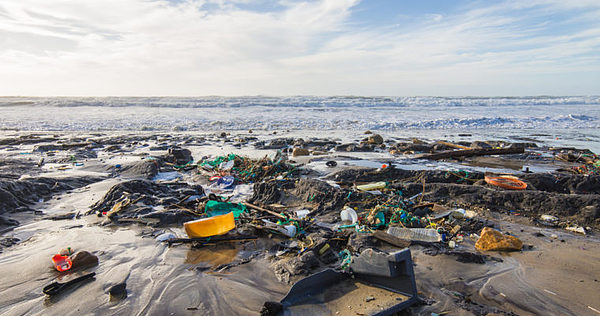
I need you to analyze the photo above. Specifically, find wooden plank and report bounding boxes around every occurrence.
[416,147,524,160]
[373,231,411,248]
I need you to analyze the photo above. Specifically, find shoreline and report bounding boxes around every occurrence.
[1,130,599,315]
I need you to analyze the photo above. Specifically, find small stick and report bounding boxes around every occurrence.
[243,202,287,220]
[167,235,257,246]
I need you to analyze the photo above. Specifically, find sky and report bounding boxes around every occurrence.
[0,0,599,96]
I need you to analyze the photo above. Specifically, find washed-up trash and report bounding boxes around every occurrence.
[387,227,442,242]
[340,207,358,224]
[167,235,257,246]
[43,272,96,296]
[209,175,236,190]
[432,208,466,220]
[539,214,559,226]
[156,233,177,242]
[184,195,204,203]
[52,254,72,272]
[262,248,418,316]
[295,210,310,219]
[205,200,247,218]
[566,226,586,235]
[201,154,298,182]
[325,160,337,167]
[184,212,235,238]
[372,231,411,248]
[540,214,558,222]
[224,184,253,203]
[484,175,527,190]
[261,220,297,238]
[219,160,235,171]
[356,181,386,191]
[475,227,523,251]
[59,247,74,256]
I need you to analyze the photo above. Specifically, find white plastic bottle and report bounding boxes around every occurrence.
[387,227,442,242]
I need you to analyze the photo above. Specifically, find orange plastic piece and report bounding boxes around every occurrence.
[52,254,72,272]
[484,175,527,190]
[184,212,235,238]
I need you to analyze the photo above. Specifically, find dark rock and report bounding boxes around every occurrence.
[367,134,384,145]
[108,282,127,300]
[119,160,159,179]
[335,143,354,151]
[70,251,99,270]
[167,147,193,165]
[292,148,310,157]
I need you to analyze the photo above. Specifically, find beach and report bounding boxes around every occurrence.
[0,123,599,315]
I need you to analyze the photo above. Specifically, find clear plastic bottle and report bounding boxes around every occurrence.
[387,227,442,242]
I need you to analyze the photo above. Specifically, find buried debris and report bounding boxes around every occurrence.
[43,272,96,296]
[262,248,418,316]
[484,174,527,190]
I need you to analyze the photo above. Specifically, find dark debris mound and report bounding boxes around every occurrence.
[89,180,204,225]
[0,176,102,215]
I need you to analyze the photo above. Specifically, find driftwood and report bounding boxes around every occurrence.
[416,147,524,160]
[167,235,257,246]
[243,202,288,219]
[435,141,472,150]
[373,231,411,248]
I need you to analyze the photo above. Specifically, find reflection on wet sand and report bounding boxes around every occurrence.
[185,244,239,267]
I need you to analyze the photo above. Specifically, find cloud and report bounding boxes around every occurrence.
[0,0,598,96]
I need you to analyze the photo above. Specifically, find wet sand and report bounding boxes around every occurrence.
[1,130,599,316]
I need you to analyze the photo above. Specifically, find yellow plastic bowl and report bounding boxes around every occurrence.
[184,212,235,238]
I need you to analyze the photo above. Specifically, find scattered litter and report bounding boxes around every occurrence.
[52,254,72,272]
[156,233,177,242]
[43,272,96,296]
[356,182,386,191]
[566,226,586,235]
[387,227,442,243]
[184,212,235,238]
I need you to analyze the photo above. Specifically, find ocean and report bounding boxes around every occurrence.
[1,96,599,151]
